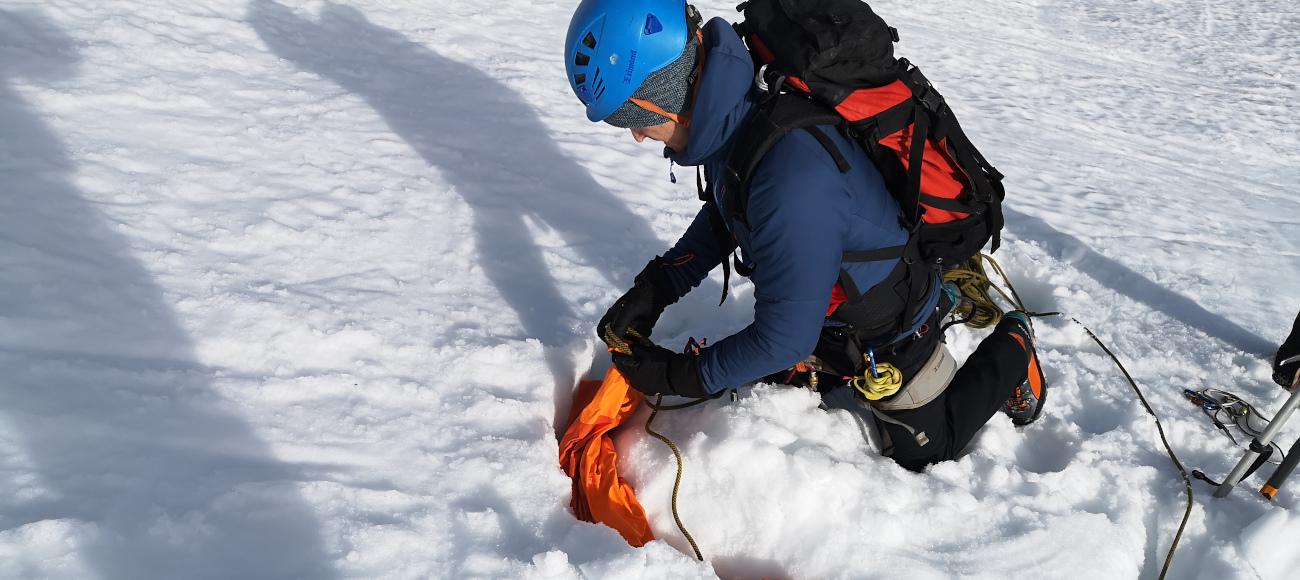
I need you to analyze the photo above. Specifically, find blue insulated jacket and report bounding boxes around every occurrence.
[658,18,936,394]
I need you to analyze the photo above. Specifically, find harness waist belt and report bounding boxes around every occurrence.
[872,342,957,412]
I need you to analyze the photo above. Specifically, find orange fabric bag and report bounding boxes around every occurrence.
[558,367,654,546]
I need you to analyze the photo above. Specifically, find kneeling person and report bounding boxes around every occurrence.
[564,0,1045,471]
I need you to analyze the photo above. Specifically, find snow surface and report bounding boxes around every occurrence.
[0,0,1297,578]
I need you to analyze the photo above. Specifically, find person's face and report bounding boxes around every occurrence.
[630,120,689,153]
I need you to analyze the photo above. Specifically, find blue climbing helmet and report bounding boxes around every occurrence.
[564,0,695,123]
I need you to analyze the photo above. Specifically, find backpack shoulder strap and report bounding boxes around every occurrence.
[724,94,846,226]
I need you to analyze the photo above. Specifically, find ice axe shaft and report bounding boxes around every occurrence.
[1214,356,1300,498]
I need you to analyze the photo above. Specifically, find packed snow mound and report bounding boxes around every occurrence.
[0,0,1297,579]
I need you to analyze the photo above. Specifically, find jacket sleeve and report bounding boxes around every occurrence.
[659,204,730,300]
[696,139,846,393]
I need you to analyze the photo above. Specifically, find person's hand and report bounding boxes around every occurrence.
[611,340,710,398]
[597,257,676,344]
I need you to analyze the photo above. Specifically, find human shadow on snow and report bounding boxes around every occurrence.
[248,1,733,430]
[0,8,337,580]
[1004,207,1275,357]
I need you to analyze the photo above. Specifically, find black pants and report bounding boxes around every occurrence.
[821,324,1029,472]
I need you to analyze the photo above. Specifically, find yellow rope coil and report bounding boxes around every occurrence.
[942,253,1025,329]
[601,325,647,356]
[851,362,904,400]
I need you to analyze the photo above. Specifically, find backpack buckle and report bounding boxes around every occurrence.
[915,85,947,116]
[901,63,947,115]
[754,64,786,100]
[755,64,772,93]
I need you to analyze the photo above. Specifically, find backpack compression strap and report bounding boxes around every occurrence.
[891,60,1007,253]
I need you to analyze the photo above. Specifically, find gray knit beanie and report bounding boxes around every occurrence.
[605,39,699,129]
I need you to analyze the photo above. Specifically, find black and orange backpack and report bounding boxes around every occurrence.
[726,0,1006,271]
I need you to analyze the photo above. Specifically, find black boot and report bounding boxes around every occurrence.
[998,311,1047,426]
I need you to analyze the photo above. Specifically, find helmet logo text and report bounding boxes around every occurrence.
[622,49,638,83]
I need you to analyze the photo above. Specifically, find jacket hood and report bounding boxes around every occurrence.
[667,17,756,167]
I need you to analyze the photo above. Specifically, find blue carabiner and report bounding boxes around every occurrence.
[867,348,881,379]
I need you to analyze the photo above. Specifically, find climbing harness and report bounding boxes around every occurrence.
[870,343,958,412]
[859,343,960,452]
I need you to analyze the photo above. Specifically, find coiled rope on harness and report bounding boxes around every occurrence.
[851,347,905,400]
[948,254,1191,580]
[601,325,707,561]
[942,254,1026,330]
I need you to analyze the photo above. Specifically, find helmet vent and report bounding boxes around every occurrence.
[582,31,598,50]
[643,14,663,35]
[574,52,590,67]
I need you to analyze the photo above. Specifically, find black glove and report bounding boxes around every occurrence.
[612,341,711,398]
[1274,311,1300,388]
[598,257,677,343]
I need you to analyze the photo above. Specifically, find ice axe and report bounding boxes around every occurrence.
[1213,354,1300,498]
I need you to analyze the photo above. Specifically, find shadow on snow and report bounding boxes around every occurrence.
[1005,207,1275,357]
[0,8,338,580]
[248,0,712,431]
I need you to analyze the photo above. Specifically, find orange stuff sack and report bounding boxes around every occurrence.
[558,367,654,546]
